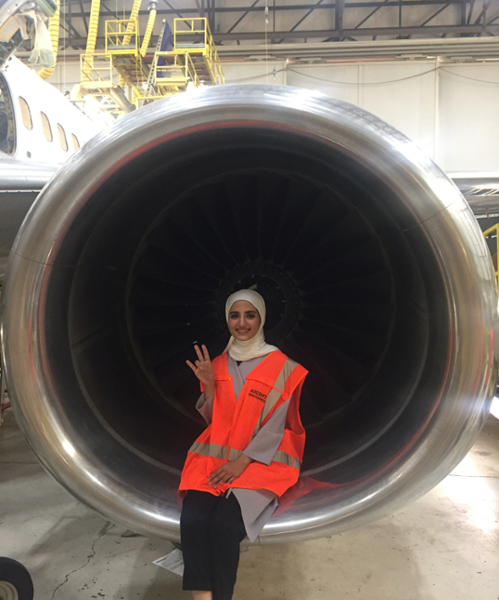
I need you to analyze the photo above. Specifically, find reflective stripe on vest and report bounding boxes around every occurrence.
[250,357,298,440]
[189,440,228,460]
[188,441,301,469]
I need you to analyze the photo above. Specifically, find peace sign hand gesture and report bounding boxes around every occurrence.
[186,344,215,398]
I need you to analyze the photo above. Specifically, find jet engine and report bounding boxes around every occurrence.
[1,85,497,544]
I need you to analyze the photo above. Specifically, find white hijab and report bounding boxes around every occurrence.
[224,289,279,362]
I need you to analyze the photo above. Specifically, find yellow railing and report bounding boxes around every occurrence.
[483,223,499,288]
[80,52,113,86]
[105,18,147,100]
[173,17,208,49]
[172,18,224,85]
[153,52,200,88]
[205,38,224,85]
[105,19,140,54]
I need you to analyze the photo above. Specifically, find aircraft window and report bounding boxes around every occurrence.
[57,123,68,152]
[18,97,33,130]
[71,134,80,151]
[0,75,16,155]
[40,112,53,142]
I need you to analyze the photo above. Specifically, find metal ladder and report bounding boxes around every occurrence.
[143,21,166,100]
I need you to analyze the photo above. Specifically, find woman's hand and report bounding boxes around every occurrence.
[208,454,252,489]
[186,344,215,397]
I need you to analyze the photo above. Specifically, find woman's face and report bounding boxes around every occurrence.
[228,300,261,342]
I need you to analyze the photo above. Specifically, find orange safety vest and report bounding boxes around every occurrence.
[179,350,308,498]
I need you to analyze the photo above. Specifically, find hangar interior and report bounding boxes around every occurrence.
[0,1,499,599]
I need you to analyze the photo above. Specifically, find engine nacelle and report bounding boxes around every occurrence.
[1,85,497,543]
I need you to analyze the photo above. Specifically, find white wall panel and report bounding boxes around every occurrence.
[222,59,499,172]
[234,61,436,159]
[287,64,360,106]
[222,60,287,85]
[360,62,437,159]
[437,64,499,172]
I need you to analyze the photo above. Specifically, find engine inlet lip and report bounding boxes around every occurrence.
[1,85,497,543]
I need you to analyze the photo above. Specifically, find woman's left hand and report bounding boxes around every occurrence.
[208,454,252,489]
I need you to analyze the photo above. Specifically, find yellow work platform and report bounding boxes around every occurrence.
[143,18,224,101]
[105,19,148,96]
[78,52,133,117]
[78,13,224,114]
[169,18,224,86]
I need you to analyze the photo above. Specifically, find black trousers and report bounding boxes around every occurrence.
[180,490,247,600]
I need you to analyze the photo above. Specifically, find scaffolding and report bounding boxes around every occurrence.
[173,18,224,85]
[142,17,224,102]
[77,11,224,116]
[105,18,148,104]
[78,52,133,117]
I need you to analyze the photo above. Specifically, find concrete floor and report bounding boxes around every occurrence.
[1,408,498,600]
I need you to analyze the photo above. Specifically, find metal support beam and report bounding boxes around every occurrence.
[161,0,184,21]
[467,0,475,24]
[78,0,89,34]
[195,0,205,18]
[227,0,261,35]
[473,0,491,25]
[420,3,451,27]
[286,0,326,35]
[63,0,472,20]
[355,0,391,30]
[64,22,499,48]
[55,0,499,49]
[335,0,345,38]
[323,0,390,42]
[211,0,216,32]
[100,1,115,15]
[61,11,84,39]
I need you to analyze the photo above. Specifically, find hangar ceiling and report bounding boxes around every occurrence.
[57,0,499,59]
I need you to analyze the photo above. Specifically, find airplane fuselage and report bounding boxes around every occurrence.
[0,56,100,282]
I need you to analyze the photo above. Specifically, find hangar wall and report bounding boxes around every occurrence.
[222,60,499,173]
[48,59,499,173]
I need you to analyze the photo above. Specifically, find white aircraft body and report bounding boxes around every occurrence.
[0,55,101,281]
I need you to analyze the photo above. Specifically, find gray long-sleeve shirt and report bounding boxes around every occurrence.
[196,353,293,542]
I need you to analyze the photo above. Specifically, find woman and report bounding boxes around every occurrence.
[179,289,308,600]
